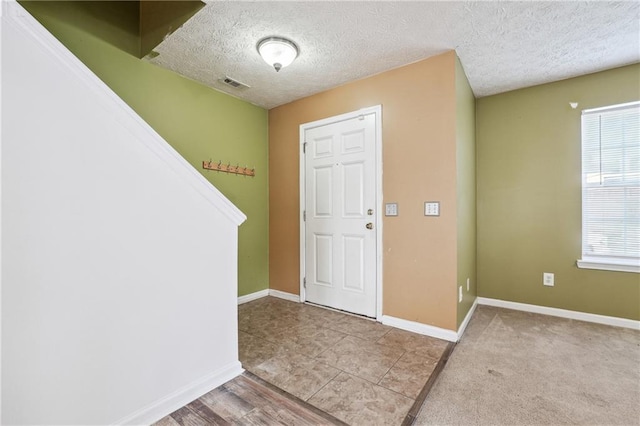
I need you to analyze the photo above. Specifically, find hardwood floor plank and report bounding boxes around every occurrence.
[199,384,255,422]
[170,406,210,426]
[241,372,347,426]
[223,376,281,409]
[154,416,182,426]
[187,399,231,425]
[258,404,335,426]
[156,372,344,426]
[232,408,286,426]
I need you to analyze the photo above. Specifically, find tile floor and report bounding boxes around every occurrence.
[239,296,450,425]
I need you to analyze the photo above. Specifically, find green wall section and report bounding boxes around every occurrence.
[21,1,269,297]
[455,56,477,327]
[477,64,640,321]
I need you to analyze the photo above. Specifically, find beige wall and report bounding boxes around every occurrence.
[477,64,640,321]
[455,56,477,327]
[270,51,460,330]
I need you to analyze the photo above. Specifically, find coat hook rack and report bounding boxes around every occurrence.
[202,159,255,177]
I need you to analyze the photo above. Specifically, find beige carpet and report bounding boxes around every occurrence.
[416,305,640,425]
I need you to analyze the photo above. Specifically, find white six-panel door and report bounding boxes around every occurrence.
[302,110,378,317]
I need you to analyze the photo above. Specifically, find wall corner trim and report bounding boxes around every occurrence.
[456,297,478,340]
[7,0,246,226]
[237,289,301,305]
[112,361,243,426]
[381,316,458,342]
[477,297,640,330]
[269,289,301,303]
[237,289,269,305]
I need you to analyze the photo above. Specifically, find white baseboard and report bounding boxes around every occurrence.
[113,361,243,426]
[382,315,458,342]
[457,298,478,340]
[237,289,269,305]
[477,297,640,330]
[239,290,479,341]
[382,298,478,343]
[269,289,301,303]
[237,289,301,305]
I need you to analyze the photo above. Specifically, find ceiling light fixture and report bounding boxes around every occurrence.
[257,36,298,72]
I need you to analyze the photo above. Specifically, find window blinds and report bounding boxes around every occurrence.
[581,101,640,263]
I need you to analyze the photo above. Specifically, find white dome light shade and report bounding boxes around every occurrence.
[257,37,298,72]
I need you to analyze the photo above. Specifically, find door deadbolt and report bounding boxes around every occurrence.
[366,223,373,230]
[367,209,374,215]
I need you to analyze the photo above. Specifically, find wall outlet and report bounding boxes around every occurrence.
[458,286,463,302]
[543,272,554,287]
[466,277,470,291]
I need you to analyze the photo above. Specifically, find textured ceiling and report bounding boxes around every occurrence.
[147,1,640,109]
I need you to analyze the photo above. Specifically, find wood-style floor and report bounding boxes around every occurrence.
[155,297,453,425]
[155,372,346,426]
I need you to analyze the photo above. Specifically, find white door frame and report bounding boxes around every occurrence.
[299,105,383,321]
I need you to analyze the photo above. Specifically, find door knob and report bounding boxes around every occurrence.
[366,223,373,230]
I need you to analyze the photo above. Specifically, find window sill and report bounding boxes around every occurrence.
[577,259,639,273]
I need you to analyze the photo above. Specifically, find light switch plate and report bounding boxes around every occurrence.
[424,202,440,216]
[385,203,398,216]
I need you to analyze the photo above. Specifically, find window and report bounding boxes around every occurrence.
[578,101,639,273]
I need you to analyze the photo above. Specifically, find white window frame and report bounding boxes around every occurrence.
[577,101,640,273]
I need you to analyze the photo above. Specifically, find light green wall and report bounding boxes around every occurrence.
[477,64,640,321]
[21,1,269,297]
[455,56,477,327]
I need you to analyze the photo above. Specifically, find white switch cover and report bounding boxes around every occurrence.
[543,272,554,286]
[424,202,440,216]
[385,203,398,216]
[458,286,463,302]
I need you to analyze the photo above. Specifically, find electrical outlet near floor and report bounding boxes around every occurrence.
[458,286,463,302]
[543,272,555,287]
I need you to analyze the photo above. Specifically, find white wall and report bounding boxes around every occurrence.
[1,4,244,424]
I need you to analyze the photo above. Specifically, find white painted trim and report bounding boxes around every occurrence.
[269,289,301,303]
[299,106,383,319]
[113,361,243,426]
[381,315,458,343]
[0,3,5,420]
[6,1,246,227]
[299,120,306,303]
[477,297,640,330]
[374,106,384,321]
[456,297,478,340]
[237,289,301,305]
[237,289,269,305]
[577,259,639,274]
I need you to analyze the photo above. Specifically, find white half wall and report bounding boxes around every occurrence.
[1,4,244,424]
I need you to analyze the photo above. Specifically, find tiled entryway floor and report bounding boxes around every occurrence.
[239,296,450,425]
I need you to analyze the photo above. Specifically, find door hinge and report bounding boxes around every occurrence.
[303,277,307,288]
[303,210,306,221]
[303,142,307,154]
